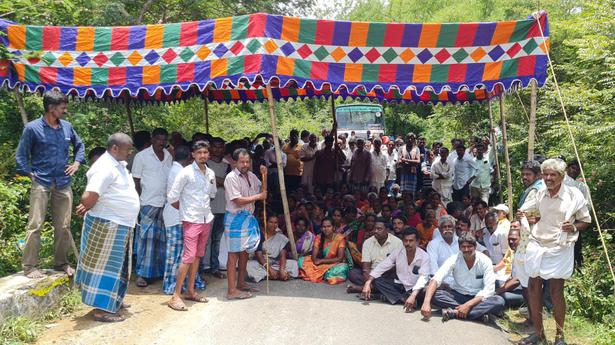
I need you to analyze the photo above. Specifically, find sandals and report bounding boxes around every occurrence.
[120,302,131,309]
[185,294,209,303]
[238,285,259,293]
[226,291,253,300]
[93,312,125,322]
[168,298,188,311]
[518,334,547,345]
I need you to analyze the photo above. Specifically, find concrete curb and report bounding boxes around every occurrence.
[0,270,70,324]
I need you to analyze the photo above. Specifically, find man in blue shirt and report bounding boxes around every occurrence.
[15,90,85,279]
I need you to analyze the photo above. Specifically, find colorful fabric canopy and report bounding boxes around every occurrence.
[0,12,549,104]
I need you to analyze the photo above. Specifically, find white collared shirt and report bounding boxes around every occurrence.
[426,235,459,276]
[370,150,389,185]
[453,155,478,190]
[86,152,140,227]
[524,183,591,247]
[162,162,183,227]
[361,233,403,267]
[167,161,217,224]
[432,251,496,298]
[370,247,430,291]
[131,146,172,207]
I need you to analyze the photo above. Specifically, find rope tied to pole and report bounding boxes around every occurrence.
[535,14,615,290]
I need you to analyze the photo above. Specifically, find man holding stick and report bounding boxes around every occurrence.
[224,148,267,300]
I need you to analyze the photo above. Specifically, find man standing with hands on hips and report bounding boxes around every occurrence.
[16,90,85,279]
[224,148,267,300]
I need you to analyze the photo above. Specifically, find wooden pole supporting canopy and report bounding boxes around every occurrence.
[204,97,210,134]
[124,100,136,138]
[499,95,514,220]
[488,100,503,204]
[14,90,29,126]
[265,84,298,259]
[528,80,537,160]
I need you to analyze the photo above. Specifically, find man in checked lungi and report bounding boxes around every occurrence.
[75,133,140,322]
[166,141,217,310]
[224,148,267,300]
[132,128,173,287]
[161,145,205,296]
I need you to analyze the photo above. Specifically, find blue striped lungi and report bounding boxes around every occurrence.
[224,210,261,253]
[399,172,417,193]
[136,205,166,279]
[162,224,205,295]
[75,214,130,313]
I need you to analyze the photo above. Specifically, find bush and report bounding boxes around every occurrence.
[565,243,615,324]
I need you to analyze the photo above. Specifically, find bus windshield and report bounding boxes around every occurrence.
[335,105,384,130]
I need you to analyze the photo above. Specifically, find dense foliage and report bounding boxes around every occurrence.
[0,0,612,327]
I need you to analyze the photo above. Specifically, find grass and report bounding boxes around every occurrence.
[500,308,615,345]
[0,288,83,345]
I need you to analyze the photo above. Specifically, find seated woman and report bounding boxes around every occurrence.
[247,215,298,282]
[299,218,352,284]
[405,203,422,228]
[294,216,315,256]
[416,210,437,250]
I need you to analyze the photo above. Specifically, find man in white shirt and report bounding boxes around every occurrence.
[166,141,217,311]
[431,147,453,205]
[203,137,231,279]
[385,141,398,191]
[75,133,140,323]
[421,233,505,322]
[427,215,458,288]
[299,134,318,193]
[161,145,204,295]
[362,228,430,311]
[482,211,508,264]
[470,144,492,203]
[452,145,478,202]
[347,220,403,293]
[131,128,172,287]
[369,138,389,189]
[519,158,591,345]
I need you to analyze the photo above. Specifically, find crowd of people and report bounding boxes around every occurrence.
[16,91,592,345]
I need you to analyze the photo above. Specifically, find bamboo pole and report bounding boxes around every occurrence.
[265,84,298,259]
[204,97,210,134]
[14,90,29,125]
[124,99,135,137]
[528,80,537,160]
[331,96,338,183]
[488,100,503,204]
[499,95,514,220]
[261,170,269,295]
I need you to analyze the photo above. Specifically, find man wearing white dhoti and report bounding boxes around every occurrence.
[517,158,590,345]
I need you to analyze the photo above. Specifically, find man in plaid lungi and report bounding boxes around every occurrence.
[76,133,140,322]
[132,128,172,287]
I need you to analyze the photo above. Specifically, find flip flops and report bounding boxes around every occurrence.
[238,286,259,293]
[93,312,125,322]
[226,291,253,300]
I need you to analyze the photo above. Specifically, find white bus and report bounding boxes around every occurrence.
[335,104,385,139]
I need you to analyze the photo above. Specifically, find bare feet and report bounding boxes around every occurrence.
[25,269,45,279]
[346,284,362,294]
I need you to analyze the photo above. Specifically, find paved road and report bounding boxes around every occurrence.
[37,278,508,345]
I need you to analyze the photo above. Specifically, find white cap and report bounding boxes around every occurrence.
[492,204,509,214]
